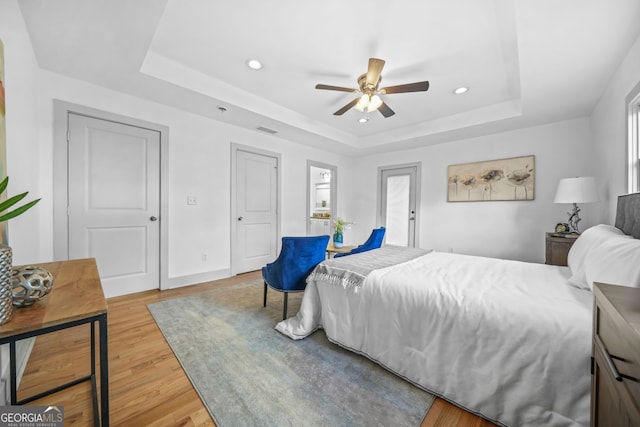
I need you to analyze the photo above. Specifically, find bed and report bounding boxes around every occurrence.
[276,193,640,427]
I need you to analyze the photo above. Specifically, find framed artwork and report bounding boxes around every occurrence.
[448,155,534,202]
[0,38,6,243]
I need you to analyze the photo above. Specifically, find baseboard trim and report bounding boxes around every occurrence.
[167,268,232,290]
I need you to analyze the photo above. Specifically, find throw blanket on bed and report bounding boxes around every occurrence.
[312,245,430,290]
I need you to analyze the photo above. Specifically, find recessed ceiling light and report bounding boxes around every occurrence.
[358,117,369,123]
[247,59,263,70]
[453,87,469,95]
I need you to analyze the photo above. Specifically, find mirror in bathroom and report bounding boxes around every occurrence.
[307,161,337,235]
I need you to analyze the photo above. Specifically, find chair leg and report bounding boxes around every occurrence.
[263,281,267,307]
[283,292,288,320]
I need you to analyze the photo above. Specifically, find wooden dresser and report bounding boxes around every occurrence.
[592,283,640,426]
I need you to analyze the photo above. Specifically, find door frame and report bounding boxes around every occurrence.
[52,100,170,290]
[230,143,281,275]
[306,160,337,235]
[377,162,421,247]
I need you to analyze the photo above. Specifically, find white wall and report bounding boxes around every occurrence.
[0,1,352,284]
[42,76,352,283]
[591,32,640,222]
[0,0,45,264]
[351,118,599,263]
[3,0,637,272]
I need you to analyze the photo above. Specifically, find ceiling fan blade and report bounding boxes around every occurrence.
[334,98,359,115]
[315,84,357,93]
[377,102,395,118]
[365,58,385,87]
[380,81,430,94]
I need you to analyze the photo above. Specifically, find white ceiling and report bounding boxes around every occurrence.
[18,0,640,156]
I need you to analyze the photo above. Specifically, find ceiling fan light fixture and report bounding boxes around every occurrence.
[368,95,383,112]
[354,94,382,113]
[358,117,369,123]
[453,86,469,95]
[315,58,426,118]
[354,94,370,112]
[246,59,263,70]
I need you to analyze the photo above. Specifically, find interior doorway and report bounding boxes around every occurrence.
[52,100,170,296]
[67,113,160,297]
[307,161,337,236]
[231,144,280,274]
[378,163,420,247]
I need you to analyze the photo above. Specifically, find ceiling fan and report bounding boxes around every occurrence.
[315,58,429,118]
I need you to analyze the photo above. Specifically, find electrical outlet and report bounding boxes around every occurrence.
[201,253,207,261]
[187,195,198,205]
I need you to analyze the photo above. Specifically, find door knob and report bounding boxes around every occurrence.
[238,216,243,221]
[150,216,158,221]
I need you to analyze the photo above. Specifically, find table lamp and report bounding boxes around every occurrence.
[553,176,599,233]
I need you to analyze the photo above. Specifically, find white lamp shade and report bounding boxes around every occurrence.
[553,177,599,204]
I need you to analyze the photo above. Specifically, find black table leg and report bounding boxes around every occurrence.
[99,314,109,427]
[9,340,16,404]
[90,322,99,427]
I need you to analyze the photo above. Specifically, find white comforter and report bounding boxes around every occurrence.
[276,250,592,427]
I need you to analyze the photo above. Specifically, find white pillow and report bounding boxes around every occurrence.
[566,224,628,289]
[584,235,640,290]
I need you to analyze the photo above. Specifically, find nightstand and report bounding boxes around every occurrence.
[326,244,353,258]
[545,232,579,266]
[591,283,640,426]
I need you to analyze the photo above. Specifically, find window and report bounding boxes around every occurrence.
[627,83,640,193]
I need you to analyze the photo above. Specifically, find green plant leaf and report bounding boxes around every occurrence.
[0,198,40,223]
[0,192,28,213]
[0,176,41,223]
[0,176,8,195]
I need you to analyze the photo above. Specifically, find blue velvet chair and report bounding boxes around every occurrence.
[333,227,386,258]
[262,235,330,320]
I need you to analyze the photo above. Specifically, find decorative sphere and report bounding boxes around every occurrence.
[11,266,54,307]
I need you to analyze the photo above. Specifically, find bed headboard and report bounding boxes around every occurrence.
[615,193,640,238]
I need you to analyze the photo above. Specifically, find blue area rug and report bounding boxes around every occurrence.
[147,280,433,426]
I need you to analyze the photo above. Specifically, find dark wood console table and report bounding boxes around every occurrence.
[0,258,108,426]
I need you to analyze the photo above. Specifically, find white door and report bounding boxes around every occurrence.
[380,165,418,247]
[67,113,160,297]
[234,149,278,273]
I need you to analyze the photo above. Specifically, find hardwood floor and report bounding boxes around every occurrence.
[18,270,496,427]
